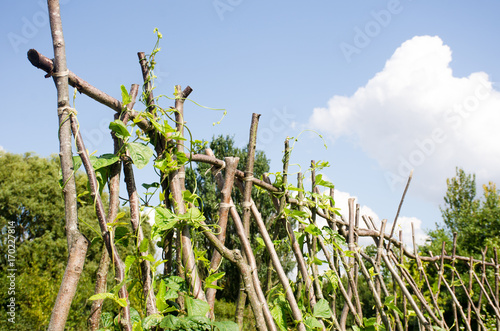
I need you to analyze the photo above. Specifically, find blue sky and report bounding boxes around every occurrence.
[2,0,500,245]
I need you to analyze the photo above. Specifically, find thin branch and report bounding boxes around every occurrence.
[386,171,412,252]
[70,115,132,330]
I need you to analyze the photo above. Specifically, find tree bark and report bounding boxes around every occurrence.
[88,245,110,330]
[235,114,277,331]
[46,0,89,329]
[199,221,268,331]
[206,157,239,316]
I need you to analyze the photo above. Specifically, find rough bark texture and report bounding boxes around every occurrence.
[234,113,277,331]
[46,0,89,329]
[198,222,268,331]
[88,245,110,330]
[206,156,239,315]
[27,48,150,131]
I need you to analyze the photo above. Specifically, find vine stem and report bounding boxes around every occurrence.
[70,115,132,331]
[120,84,158,316]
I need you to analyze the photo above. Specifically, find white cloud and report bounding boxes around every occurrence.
[0,146,4,152]
[309,35,500,201]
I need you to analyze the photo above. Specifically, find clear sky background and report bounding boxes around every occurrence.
[2,0,500,246]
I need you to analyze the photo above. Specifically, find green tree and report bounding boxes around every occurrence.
[426,167,500,256]
[185,135,296,302]
[0,152,135,330]
[421,167,500,331]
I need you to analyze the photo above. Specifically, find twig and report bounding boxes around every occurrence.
[387,171,413,252]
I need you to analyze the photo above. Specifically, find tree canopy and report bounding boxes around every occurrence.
[425,167,500,257]
[0,152,131,330]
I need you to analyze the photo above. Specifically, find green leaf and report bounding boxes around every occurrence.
[110,119,131,140]
[344,250,355,258]
[156,280,168,311]
[139,238,149,253]
[304,316,323,330]
[150,118,176,138]
[115,297,128,307]
[255,237,265,250]
[185,296,210,317]
[121,85,132,106]
[204,283,224,290]
[270,304,287,331]
[114,226,130,247]
[153,258,167,270]
[384,296,403,318]
[186,315,212,327]
[285,208,310,223]
[179,207,203,221]
[127,142,153,169]
[294,231,305,248]
[175,151,189,165]
[142,314,163,330]
[154,155,178,173]
[315,174,334,189]
[88,292,115,301]
[213,321,240,331]
[182,190,200,205]
[152,207,178,239]
[323,270,339,292]
[312,256,326,265]
[132,321,144,331]
[90,153,120,170]
[164,288,179,301]
[205,272,225,286]
[125,255,136,275]
[142,182,160,190]
[100,312,114,328]
[364,316,378,326]
[304,223,322,237]
[130,307,141,326]
[140,253,156,263]
[72,155,83,172]
[313,298,332,319]
[160,315,179,329]
[112,211,127,222]
[165,276,184,291]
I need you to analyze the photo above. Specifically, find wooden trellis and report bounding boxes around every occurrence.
[29,3,500,330]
